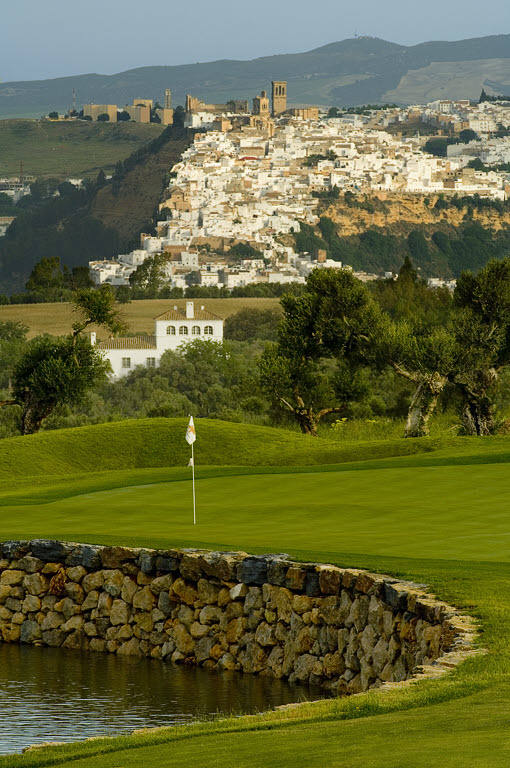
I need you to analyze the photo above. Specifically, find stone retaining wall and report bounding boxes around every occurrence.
[0,540,476,694]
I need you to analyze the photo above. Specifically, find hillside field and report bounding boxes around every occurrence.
[0,120,164,179]
[0,418,509,767]
[0,298,280,338]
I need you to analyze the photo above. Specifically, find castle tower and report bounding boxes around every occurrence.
[271,81,287,116]
[164,89,172,109]
[252,90,270,116]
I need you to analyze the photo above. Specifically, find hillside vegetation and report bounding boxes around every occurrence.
[0,119,164,179]
[1,419,510,765]
[290,193,510,277]
[1,35,510,117]
[0,126,192,293]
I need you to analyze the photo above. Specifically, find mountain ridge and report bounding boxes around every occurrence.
[1,34,510,117]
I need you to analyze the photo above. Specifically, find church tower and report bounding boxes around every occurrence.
[252,90,270,115]
[271,81,287,116]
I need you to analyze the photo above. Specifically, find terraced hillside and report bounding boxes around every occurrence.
[0,418,509,766]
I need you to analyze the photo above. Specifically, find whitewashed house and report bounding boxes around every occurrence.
[93,302,223,379]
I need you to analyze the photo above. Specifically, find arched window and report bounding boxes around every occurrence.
[179,326,188,335]
[192,326,201,335]
[204,325,213,335]
[166,325,176,335]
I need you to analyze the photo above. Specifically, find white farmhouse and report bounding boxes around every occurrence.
[94,301,223,379]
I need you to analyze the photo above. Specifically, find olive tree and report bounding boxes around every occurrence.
[452,258,510,435]
[384,321,458,438]
[1,286,125,434]
[259,268,381,435]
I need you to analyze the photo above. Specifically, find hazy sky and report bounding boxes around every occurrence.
[1,0,509,82]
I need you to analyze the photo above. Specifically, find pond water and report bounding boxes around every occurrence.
[0,643,327,754]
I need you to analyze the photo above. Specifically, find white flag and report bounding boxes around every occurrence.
[185,415,196,445]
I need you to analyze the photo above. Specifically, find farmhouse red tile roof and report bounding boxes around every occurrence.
[155,307,221,321]
[97,335,157,350]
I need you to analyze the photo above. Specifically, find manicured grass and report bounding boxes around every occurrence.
[0,120,164,179]
[0,299,280,339]
[1,419,509,767]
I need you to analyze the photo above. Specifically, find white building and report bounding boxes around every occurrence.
[95,302,224,378]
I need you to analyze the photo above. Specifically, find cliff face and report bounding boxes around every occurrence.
[324,194,510,238]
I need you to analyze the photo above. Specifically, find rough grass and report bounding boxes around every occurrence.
[0,299,280,339]
[0,120,164,179]
[1,417,507,482]
[1,419,510,767]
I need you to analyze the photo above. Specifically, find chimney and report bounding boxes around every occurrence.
[186,301,194,319]
[90,331,96,345]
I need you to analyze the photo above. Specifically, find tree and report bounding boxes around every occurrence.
[451,258,510,435]
[459,129,479,144]
[398,255,418,284]
[115,285,132,303]
[383,321,458,438]
[25,257,64,302]
[7,334,109,434]
[48,112,58,120]
[117,110,131,122]
[423,138,449,157]
[224,308,281,341]
[259,268,381,435]
[0,285,125,434]
[407,230,430,268]
[129,254,168,297]
[0,321,27,388]
[97,113,110,122]
[327,107,340,118]
[63,265,94,291]
[96,170,106,187]
[173,105,185,128]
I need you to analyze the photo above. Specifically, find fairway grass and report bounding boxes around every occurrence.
[0,419,509,767]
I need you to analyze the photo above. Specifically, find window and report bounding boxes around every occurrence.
[167,325,176,335]
[121,357,131,368]
[192,326,201,335]
[204,325,213,335]
[179,326,188,335]
[146,357,156,368]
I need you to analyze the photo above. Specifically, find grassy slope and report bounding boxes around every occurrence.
[0,298,280,339]
[0,120,164,179]
[1,419,510,767]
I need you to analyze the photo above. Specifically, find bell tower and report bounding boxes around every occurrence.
[271,81,287,116]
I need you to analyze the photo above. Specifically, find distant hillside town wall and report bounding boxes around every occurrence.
[0,541,476,694]
[83,95,174,125]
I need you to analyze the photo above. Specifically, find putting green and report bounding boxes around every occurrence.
[1,462,509,562]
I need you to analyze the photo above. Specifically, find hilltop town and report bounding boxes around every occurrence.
[86,82,510,292]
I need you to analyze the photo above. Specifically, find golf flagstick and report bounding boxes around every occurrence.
[185,416,197,525]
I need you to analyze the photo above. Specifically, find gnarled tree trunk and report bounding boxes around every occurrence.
[393,365,447,438]
[279,393,345,436]
[455,369,497,436]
